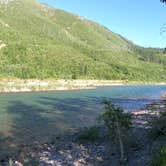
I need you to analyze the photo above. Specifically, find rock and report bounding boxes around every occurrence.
[14,161,23,166]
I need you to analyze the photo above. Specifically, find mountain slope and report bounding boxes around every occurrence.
[0,0,166,81]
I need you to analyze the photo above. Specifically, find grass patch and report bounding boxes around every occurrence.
[151,145,166,166]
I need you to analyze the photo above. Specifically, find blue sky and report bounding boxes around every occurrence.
[39,0,166,48]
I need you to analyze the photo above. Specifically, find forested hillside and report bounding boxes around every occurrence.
[0,0,166,81]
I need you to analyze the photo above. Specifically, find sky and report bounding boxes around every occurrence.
[39,0,166,48]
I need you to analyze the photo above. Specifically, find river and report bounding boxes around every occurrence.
[0,85,166,156]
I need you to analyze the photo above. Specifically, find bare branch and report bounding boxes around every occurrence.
[161,0,166,3]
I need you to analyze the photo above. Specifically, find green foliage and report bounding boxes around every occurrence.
[0,0,166,81]
[151,145,166,166]
[99,100,132,163]
[149,112,166,140]
[98,100,132,139]
[77,126,101,143]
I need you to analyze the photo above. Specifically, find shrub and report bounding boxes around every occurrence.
[149,111,166,139]
[98,100,132,164]
[77,126,101,143]
[151,145,166,166]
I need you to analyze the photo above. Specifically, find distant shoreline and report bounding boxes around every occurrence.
[0,79,166,93]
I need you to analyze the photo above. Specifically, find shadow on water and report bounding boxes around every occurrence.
[0,97,103,160]
[0,95,163,161]
[39,96,158,111]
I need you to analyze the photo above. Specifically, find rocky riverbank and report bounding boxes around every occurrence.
[0,80,126,93]
[5,99,165,166]
[0,79,166,93]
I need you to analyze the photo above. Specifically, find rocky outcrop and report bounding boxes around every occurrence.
[0,40,7,50]
[0,0,13,5]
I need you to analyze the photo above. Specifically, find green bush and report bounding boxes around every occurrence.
[149,112,166,139]
[98,100,132,164]
[77,126,101,143]
[151,145,166,166]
